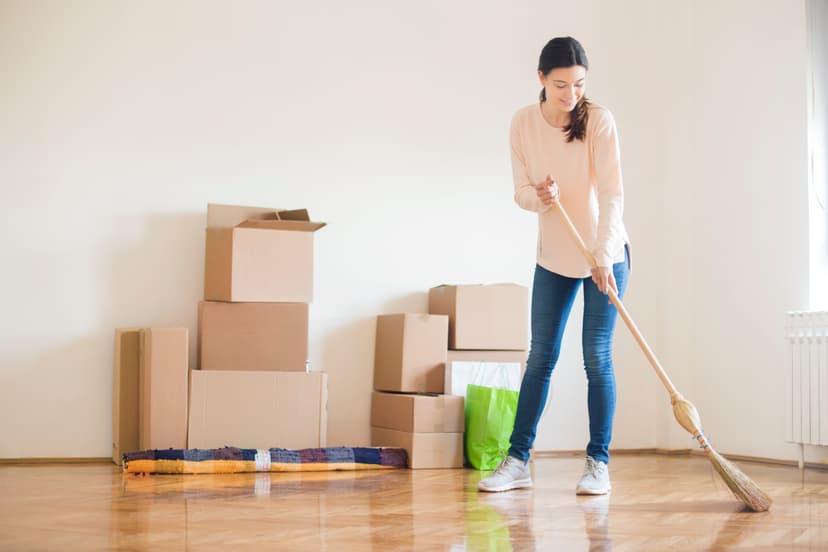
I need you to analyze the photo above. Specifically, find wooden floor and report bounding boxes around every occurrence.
[1,453,827,551]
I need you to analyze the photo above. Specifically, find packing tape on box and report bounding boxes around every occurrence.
[255,449,271,472]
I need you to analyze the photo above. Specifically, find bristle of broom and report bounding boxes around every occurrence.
[671,393,772,512]
[707,448,772,512]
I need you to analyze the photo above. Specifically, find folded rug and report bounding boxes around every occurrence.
[122,446,408,474]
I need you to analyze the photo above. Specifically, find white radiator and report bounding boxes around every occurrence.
[786,311,828,465]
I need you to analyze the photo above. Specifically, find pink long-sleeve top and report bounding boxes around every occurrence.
[511,101,630,277]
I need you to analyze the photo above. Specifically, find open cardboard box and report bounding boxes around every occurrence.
[204,204,326,303]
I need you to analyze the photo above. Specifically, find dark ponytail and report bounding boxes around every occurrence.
[538,37,590,143]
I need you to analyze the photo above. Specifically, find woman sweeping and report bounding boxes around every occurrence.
[478,36,631,495]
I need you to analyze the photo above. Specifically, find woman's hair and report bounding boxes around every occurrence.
[538,36,590,142]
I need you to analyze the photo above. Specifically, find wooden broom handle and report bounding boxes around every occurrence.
[551,201,680,398]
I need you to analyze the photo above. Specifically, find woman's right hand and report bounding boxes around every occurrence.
[534,175,559,207]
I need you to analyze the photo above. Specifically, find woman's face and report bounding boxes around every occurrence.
[538,65,586,112]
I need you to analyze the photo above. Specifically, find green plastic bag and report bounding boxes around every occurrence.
[464,383,519,470]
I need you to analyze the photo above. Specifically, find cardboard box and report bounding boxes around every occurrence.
[371,427,463,469]
[113,328,140,463]
[204,203,326,303]
[374,314,448,394]
[371,392,464,433]
[198,301,308,372]
[139,328,189,451]
[428,284,529,350]
[445,350,527,396]
[188,370,327,450]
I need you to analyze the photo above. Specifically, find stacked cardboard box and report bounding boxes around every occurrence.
[370,314,465,468]
[112,203,328,464]
[189,203,327,450]
[428,284,529,398]
[427,284,529,466]
[112,327,189,463]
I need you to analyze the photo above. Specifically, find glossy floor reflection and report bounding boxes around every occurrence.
[1,454,827,550]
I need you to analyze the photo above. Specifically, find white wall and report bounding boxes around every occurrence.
[807,0,828,310]
[0,0,814,464]
[653,1,813,461]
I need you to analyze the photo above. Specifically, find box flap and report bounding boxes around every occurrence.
[207,203,281,229]
[236,219,326,232]
[432,283,526,289]
[236,208,325,231]
[276,209,310,221]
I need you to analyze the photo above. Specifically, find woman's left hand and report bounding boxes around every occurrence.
[591,266,618,297]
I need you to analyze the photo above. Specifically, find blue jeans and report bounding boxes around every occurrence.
[508,247,630,465]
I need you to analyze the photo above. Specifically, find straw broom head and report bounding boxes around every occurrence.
[671,394,772,512]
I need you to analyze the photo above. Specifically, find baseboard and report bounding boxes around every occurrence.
[688,449,828,471]
[533,448,681,458]
[0,457,113,465]
[533,448,828,470]
[653,448,693,456]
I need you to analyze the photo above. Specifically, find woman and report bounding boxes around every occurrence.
[478,36,630,495]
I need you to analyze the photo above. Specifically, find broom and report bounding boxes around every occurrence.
[551,199,771,512]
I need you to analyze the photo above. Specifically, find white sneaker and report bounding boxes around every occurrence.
[575,456,611,495]
[477,456,532,492]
